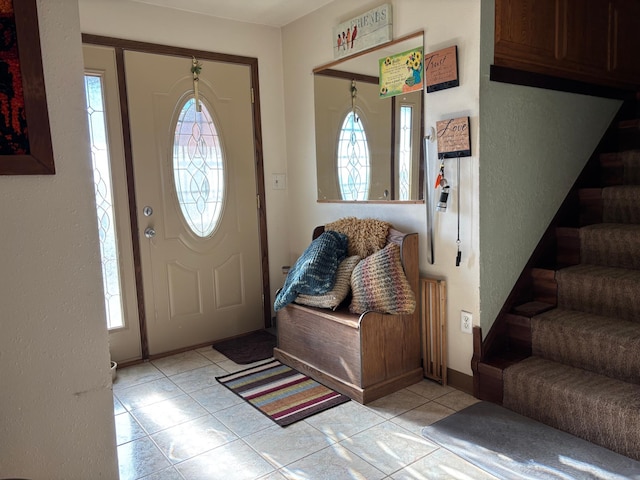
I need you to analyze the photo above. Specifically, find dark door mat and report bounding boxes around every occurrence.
[212,330,276,364]
[422,401,640,479]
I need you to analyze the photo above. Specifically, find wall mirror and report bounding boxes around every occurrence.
[314,31,424,202]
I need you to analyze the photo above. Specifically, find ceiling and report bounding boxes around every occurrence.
[126,0,336,27]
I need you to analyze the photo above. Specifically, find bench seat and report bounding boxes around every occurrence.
[274,228,422,404]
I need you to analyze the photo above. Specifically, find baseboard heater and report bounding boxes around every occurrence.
[420,277,447,384]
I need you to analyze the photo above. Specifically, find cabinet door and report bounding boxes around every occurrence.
[557,0,610,74]
[611,0,640,83]
[495,0,557,64]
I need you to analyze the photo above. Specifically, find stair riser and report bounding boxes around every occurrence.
[599,150,640,186]
[531,268,558,306]
[602,185,640,224]
[580,226,640,269]
[617,120,640,151]
[532,313,640,385]
[557,270,640,322]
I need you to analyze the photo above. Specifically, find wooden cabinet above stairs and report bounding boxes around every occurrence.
[494,0,640,92]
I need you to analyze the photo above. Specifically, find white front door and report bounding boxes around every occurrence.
[124,51,264,355]
[83,42,266,360]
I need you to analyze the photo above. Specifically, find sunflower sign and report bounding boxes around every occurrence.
[378,47,423,99]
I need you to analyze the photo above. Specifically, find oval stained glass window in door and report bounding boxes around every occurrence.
[172,97,224,237]
[337,111,370,201]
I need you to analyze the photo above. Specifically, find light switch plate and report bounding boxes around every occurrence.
[272,174,286,190]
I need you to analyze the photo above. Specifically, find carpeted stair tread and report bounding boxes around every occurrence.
[532,308,640,384]
[503,356,640,460]
[580,223,640,269]
[621,149,640,185]
[556,264,640,322]
[602,185,640,224]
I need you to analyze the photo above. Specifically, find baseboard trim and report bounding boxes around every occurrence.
[447,368,474,395]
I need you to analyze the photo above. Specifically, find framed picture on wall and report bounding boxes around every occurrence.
[436,116,471,158]
[425,45,459,93]
[333,3,393,60]
[378,46,423,99]
[0,0,55,175]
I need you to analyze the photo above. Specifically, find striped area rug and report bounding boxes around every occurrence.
[216,359,350,426]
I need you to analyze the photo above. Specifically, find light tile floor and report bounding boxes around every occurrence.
[113,346,499,480]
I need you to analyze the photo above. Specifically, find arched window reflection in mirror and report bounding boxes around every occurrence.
[313,31,425,203]
[337,111,370,201]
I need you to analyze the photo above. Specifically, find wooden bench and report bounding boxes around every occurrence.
[274,227,422,404]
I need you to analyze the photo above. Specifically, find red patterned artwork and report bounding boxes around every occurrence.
[0,0,29,155]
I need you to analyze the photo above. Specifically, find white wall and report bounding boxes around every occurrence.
[77,0,291,318]
[478,1,622,334]
[282,0,481,375]
[0,1,118,478]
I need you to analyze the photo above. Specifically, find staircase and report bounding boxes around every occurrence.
[473,104,640,461]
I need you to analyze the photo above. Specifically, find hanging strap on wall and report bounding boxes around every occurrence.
[424,130,436,264]
[455,156,462,267]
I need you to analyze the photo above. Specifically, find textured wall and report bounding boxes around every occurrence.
[0,1,118,478]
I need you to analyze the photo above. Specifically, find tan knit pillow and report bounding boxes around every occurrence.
[295,256,361,310]
[349,243,415,315]
[325,217,391,258]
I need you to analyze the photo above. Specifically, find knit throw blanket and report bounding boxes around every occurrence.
[274,231,348,311]
[325,217,390,258]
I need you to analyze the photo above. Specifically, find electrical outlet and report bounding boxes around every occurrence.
[461,311,473,334]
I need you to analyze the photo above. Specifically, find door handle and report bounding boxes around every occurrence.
[144,227,156,239]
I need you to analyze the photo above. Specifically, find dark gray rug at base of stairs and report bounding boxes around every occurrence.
[421,402,640,480]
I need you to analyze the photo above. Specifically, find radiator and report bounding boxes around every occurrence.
[420,277,447,384]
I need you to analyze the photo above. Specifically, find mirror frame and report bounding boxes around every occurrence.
[313,31,425,204]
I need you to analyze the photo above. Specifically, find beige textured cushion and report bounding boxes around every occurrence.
[349,243,415,315]
[325,217,391,258]
[294,256,361,310]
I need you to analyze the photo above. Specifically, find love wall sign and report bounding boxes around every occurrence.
[436,117,471,158]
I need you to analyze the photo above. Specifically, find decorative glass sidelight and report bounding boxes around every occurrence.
[84,74,125,330]
[398,105,413,201]
[337,111,370,201]
[172,97,225,238]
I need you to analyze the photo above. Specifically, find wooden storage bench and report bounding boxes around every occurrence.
[274,227,422,404]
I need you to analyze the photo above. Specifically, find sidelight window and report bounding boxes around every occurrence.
[84,74,125,330]
[398,105,413,201]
